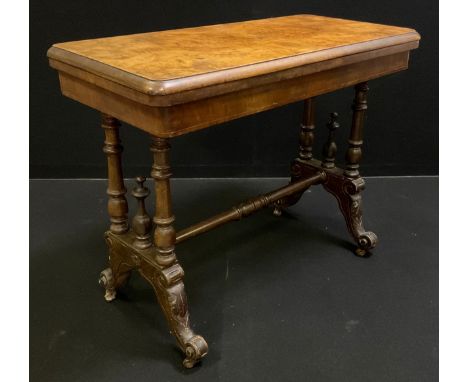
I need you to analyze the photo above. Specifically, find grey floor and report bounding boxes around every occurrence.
[30,177,438,382]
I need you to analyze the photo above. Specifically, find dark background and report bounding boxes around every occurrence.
[30,0,438,178]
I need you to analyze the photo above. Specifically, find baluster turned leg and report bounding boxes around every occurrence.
[98,114,134,301]
[322,112,339,169]
[131,176,152,249]
[273,97,317,216]
[101,114,129,233]
[299,97,316,160]
[137,137,207,368]
[322,83,378,256]
[345,83,368,178]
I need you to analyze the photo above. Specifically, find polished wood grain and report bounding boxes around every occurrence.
[48,15,419,98]
[49,40,417,107]
[49,14,419,137]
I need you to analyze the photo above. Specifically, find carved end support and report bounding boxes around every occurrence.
[343,179,378,256]
[321,173,378,256]
[150,263,209,368]
[99,267,116,302]
[148,137,208,367]
[100,233,134,302]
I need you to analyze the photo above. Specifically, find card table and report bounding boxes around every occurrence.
[48,14,420,368]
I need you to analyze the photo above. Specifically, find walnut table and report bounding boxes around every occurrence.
[47,15,420,368]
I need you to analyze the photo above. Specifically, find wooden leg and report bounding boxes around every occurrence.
[345,83,367,178]
[322,83,378,255]
[139,136,208,368]
[99,233,134,302]
[323,175,378,256]
[273,97,316,216]
[321,112,339,169]
[298,97,316,160]
[99,114,131,301]
[101,114,128,234]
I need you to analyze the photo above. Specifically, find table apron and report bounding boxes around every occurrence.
[56,51,409,138]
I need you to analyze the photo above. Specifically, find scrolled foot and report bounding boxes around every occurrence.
[182,335,209,368]
[355,231,378,257]
[99,267,116,302]
[323,175,378,256]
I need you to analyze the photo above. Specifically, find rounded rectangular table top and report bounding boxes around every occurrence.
[47,14,419,97]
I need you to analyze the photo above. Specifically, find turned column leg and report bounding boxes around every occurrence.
[273,97,316,216]
[345,83,368,178]
[150,137,176,267]
[299,97,316,161]
[101,114,129,233]
[140,136,208,368]
[322,112,339,169]
[99,114,131,301]
[322,83,378,256]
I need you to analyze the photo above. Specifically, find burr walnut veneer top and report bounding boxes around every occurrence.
[48,15,419,98]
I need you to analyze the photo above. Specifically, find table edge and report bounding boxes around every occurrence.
[47,30,420,97]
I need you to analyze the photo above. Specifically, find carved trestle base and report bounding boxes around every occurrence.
[98,93,377,369]
[98,172,328,368]
[97,159,377,371]
[99,231,208,368]
[279,158,378,255]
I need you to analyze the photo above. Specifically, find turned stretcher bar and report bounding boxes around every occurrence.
[175,172,325,244]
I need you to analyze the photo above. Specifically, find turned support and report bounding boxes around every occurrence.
[149,136,208,368]
[100,114,131,302]
[101,114,128,234]
[100,136,208,368]
[273,97,317,216]
[322,112,339,169]
[345,83,369,178]
[177,172,325,243]
[150,137,177,267]
[299,97,316,160]
[319,82,377,255]
[131,176,152,249]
